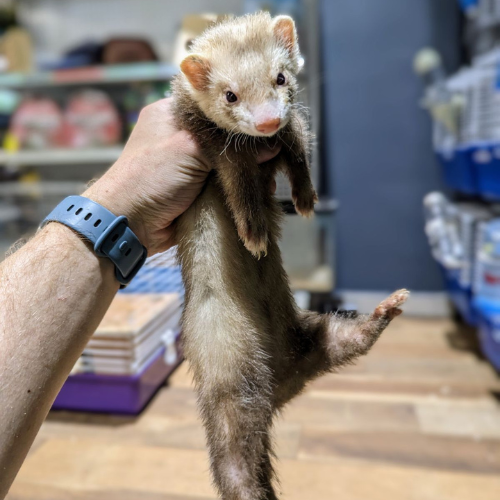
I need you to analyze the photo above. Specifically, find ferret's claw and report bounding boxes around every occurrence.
[238,217,269,258]
[372,289,410,320]
[244,236,268,259]
[293,189,318,218]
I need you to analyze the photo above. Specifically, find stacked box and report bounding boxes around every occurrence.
[53,249,185,414]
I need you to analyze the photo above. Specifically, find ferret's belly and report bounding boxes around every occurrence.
[176,180,277,386]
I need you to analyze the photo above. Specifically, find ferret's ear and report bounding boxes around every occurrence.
[273,15,297,53]
[180,54,211,91]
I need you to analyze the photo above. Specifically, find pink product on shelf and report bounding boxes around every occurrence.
[9,96,66,149]
[63,89,122,148]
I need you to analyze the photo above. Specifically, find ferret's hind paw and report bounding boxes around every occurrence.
[372,289,410,320]
[293,189,318,218]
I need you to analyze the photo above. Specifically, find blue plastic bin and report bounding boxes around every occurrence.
[441,266,477,326]
[458,0,478,12]
[436,146,477,195]
[471,144,500,201]
[472,297,500,371]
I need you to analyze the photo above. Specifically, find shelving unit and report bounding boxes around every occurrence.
[0,0,336,308]
[0,147,123,168]
[420,1,500,369]
[0,181,85,196]
[0,62,178,89]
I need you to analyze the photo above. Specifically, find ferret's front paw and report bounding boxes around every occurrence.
[293,188,318,218]
[372,289,410,321]
[239,219,269,258]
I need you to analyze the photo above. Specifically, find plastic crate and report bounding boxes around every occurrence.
[472,297,500,371]
[437,147,478,195]
[441,265,478,326]
[458,0,478,12]
[470,143,500,200]
[53,249,185,414]
[53,343,182,415]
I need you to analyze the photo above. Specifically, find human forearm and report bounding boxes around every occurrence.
[0,223,118,495]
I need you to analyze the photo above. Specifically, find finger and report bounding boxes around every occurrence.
[256,143,282,164]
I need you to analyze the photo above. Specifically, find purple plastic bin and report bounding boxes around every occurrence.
[52,346,183,415]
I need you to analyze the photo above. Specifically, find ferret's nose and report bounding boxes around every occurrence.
[256,118,281,134]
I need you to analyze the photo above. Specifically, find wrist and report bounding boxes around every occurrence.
[42,195,148,287]
[41,222,118,289]
[83,173,147,247]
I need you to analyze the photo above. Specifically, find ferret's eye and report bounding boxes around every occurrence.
[277,73,286,85]
[226,91,238,103]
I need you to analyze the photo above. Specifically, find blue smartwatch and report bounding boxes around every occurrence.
[41,195,147,288]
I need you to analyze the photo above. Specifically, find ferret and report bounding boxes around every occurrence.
[172,12,409,500]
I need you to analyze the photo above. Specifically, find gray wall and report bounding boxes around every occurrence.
[320,0,461,292]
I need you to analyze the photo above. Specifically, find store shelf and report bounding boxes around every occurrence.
[0,147,123,168]
[0,203,22,223]
[476,15,500,31]
[0,181,85,196]
[289,265,334,293]
[0,62,178,88]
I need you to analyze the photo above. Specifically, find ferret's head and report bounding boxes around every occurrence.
[179,13,302,137]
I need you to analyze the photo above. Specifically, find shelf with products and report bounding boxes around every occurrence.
[0,0,337,310]
[417,43,500,370]
[0,180,85,196]
[423,193,500,370]
[0,147,124,169]
[0,62,178,89]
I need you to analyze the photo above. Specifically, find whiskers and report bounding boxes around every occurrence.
[220,127,261,159]
[290,102,310,120]
[220,125,239,160]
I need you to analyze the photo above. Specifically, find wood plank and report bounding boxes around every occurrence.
[13,439,217,498]
[7,482,212,500]
[340,357,499,385]
[299,428,500,474]
[279,456,500,500]
[41,410,300,460]
[309,374,500,399]
[13,438,500,500]
[283,394,420,432]
[167,361,194,389]
[416,405,500,439]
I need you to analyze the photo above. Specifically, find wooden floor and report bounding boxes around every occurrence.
[7,317,500,500]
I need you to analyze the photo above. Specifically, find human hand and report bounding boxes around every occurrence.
[84,98,281,255]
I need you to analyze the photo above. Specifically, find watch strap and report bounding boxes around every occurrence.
[41,195,147,287]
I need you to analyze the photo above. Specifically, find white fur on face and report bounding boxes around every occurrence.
[182,13,301,138]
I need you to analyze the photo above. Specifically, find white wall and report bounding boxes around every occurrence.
[17,0,244,65]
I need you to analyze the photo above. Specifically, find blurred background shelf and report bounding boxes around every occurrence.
[0,0,337,315]
[0,147,123,168]
[0,181,85,196]
[0,62,178,88]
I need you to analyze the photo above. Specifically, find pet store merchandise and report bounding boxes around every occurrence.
[419,0,500,370]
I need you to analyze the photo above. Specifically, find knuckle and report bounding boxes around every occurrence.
[140,98,172,119]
